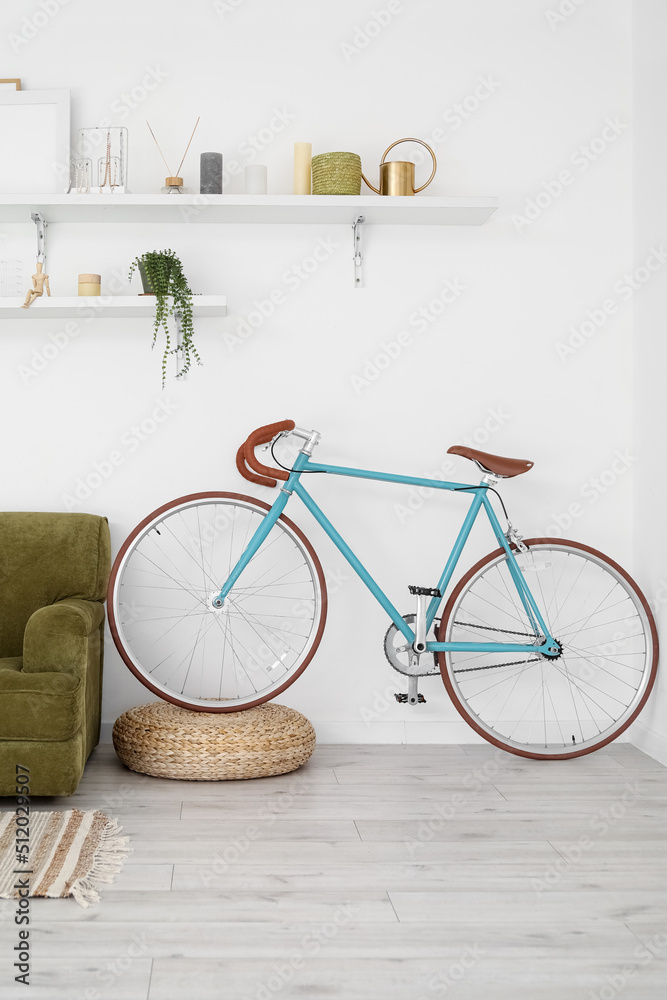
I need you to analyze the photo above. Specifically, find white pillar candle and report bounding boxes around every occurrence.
[293,142,312,195]
[244,164,267,195]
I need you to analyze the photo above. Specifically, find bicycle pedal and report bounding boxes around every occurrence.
[394,692,427,704]
[408,585,442,598]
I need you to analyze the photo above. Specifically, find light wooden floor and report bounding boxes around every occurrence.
[2,741,666,999]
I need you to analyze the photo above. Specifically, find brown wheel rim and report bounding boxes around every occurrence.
[436,538,659,759]
[107,492,328,713]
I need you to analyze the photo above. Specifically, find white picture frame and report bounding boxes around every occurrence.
[0,89,70,194]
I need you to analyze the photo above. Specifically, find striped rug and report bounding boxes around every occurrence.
[0,809,131,908]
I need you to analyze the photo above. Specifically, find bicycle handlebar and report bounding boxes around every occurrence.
[236,419,295,488]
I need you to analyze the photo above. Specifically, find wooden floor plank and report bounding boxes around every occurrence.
[0,959,152,1000]
[148,955,667,1000]
[24,890,395,924]
[389,888,667,923]
[28,919,642,959]
[123,839,562,866]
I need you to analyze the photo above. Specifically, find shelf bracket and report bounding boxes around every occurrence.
[353,214,365,288]
[31,212,47,266]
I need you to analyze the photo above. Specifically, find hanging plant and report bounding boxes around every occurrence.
[128,249,200,386]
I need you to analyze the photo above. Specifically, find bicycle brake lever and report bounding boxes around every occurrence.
[262,430,288,453]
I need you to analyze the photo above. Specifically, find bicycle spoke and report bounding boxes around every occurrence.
[131,544,206,607]
[562,645,642,691]
[556,603,639,640]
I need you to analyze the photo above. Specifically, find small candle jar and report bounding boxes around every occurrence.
[244,165,267,195]
[78,273,101,296]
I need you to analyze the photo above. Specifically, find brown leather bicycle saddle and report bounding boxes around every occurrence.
[447,445,534,479]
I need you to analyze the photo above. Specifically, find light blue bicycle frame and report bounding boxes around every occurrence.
[216,450,559,658]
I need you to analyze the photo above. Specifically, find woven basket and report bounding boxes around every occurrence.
[113,701,316,781]
[311,151,361,195]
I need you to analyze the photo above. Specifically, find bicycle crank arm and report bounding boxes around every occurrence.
[394,676,426,705]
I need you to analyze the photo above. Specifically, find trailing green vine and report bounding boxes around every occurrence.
[129,249,201,386]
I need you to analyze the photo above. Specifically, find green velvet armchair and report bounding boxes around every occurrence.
[0,512,111,796]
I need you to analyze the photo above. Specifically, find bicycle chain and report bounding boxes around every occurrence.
[450,620,542,673]
[453,620,540,639]
[453,657,541,674]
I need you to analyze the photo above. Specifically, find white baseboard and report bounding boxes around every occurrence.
[102,716,656,751]
[629,721,667,766]
[312,720,484,744]
[101,718,482,745]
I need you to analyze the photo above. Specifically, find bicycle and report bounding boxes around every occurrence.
[108,419,658,759]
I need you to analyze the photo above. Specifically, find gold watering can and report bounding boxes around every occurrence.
[362,138,437,196]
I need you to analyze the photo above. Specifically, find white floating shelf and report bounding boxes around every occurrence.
[0,295,227,320]
[0,193,498,226]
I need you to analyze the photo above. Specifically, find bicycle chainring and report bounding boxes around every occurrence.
[383,614,440,676]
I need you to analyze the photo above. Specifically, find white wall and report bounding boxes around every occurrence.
[628,0,667,763]
[1,0,637,742]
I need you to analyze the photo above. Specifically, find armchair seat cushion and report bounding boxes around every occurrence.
[0,658,81,741]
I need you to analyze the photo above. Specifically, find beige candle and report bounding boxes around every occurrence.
[293,142,312,195]
[78,273,101,296]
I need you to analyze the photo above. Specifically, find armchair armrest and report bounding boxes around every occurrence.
[23,598,105,678]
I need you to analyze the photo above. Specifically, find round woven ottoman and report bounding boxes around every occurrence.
[112,701,316,780]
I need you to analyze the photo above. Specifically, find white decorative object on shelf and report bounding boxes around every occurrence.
[75,127,128,193]
[0,90,70,194]
[244,166,268,195]
[0,258,23,296]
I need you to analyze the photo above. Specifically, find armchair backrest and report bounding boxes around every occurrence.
[0,512,111,657]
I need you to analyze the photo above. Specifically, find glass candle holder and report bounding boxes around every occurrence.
[244,165,267,195]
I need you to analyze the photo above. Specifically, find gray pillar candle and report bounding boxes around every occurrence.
[200,152,223,194]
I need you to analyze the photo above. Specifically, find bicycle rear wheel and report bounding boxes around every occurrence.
[437,538,658,758]
[108,492,327,711]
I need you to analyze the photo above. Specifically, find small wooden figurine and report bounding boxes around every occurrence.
[22,261,50,309]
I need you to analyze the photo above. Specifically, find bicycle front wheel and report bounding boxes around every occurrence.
[108,492,327,711]
[437,538,658,759]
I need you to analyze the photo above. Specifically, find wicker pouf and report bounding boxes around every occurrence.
[112,701,316,781]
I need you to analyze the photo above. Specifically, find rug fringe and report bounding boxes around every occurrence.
[69,814,132,908]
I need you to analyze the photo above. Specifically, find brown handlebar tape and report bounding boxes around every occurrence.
[244,419,295,484]
[237,419,296,488]
[236,443,277,488]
